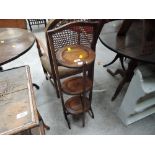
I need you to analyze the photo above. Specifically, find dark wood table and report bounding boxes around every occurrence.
[0,28,35,66]
[99,20,155,100]
[0,28,40,89]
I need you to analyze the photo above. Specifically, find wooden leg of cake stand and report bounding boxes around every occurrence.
[64,111,71,129]
[88,107,94,119]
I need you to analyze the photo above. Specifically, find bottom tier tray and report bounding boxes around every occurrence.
[65,96,91,115]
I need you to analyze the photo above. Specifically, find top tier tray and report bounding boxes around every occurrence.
[56,45,95,68]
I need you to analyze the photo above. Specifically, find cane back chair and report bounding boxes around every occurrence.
[27,19,47,31]
[36,20,104,98]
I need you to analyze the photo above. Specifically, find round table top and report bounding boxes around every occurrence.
[99,20,155,64]
[0,28,35,66]
[56,45,95,68]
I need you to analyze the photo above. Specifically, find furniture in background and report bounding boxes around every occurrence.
[0,66,50,135]
[0,19,27,29]
[118,65,155,125]
[27,19,47,31]
[99,20,155,101]
[0,28,39,88]
[99,39,126,71]
[99,19,132,70]
[55,45,95,129]
[0,28,35,66]
[38,19,104,99]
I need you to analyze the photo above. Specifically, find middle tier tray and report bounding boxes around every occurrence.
[62,76,93,95]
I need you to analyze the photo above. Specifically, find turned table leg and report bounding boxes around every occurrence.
[111,60,138,101]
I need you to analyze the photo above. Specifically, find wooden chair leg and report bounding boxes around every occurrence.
[38,122,45,135]
[28,20,32,31]
[44,19,47,27]
[42,66,48,80]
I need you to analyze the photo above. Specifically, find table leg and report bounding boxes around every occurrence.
[117,20,133,36]
[36,110,50,135]
[99,36,126,70]
[37,110,50,130]
[103,54,119,67]
[111,60,138,101]
[107,68,125,77]
[38,122,45,135]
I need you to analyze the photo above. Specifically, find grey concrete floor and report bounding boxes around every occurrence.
[3,27,155,135]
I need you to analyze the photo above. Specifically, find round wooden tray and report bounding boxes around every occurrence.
[56,45,95,68]
[65,96,90,115]
[62,76,93,95]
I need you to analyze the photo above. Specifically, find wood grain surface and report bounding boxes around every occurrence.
[0,66,39,135]
[0,28,35,65]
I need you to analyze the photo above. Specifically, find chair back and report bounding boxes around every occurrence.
[45,20,104,82]
[46,20,104,53]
